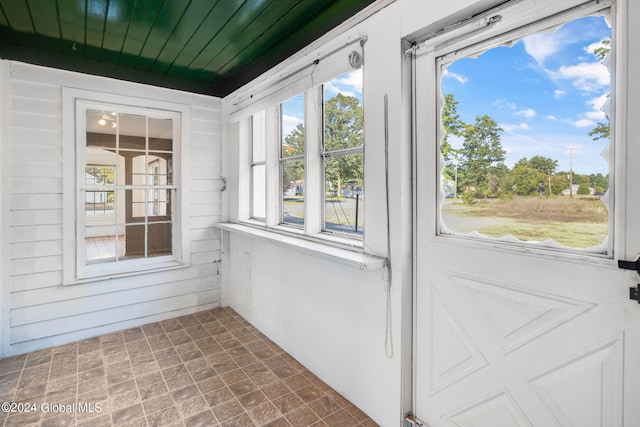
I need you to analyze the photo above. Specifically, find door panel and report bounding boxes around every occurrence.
[415,242,633,426]
[413,2,640,424]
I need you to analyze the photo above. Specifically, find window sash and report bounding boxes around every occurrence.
[76,101,182,279]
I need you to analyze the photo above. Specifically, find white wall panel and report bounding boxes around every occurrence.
[0,61,223,356]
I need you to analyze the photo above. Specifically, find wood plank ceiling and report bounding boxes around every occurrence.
[0,0,376,97]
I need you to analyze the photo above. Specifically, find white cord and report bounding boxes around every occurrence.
[384,94,393,359]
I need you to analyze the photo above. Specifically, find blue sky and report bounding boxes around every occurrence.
[281,69,363,143]
[442,15,611,175]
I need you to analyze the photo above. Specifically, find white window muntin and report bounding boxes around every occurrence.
[76,100,183,279]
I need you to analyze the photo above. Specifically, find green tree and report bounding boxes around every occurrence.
[589,38,611,141]
[577,184,591,195]
[441,94,463,168]
[324,93,364,197]
[511,165,546,196]
[282,123,305,192]
[458,115,506,194]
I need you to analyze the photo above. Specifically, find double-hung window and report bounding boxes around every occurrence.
[250,111,266,220]
[238,43,365,245]
[65,92,188,282]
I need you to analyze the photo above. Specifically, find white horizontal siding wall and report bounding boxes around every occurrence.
[1,61,223,356]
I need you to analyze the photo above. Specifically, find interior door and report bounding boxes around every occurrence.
[412,0,640,425]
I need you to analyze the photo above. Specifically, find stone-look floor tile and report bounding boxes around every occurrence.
[147,405,181,427]
[0,354,27,374]
[205,387,235,407]
[248,402,281,425]
[184,410,219,427]
[323,409,359,427]
[136,371,164,388]
[1,307,378,427]
[171,384,200,403]
[295,385,323,404]
[138,381,169,401]
[307,396,342,419]
[237,390,268,411]
[262,417,291,427]
[212,399,244,423]
[177,395,209,419]
[110,389,141,412]
[77,413,112,427]
[0,371,20,394]
[166,373,194,392]
[143,393,174,415]
[285,406,320,427]
[197,376,225,394]
[221,413,256,427]
[111,403,145,425]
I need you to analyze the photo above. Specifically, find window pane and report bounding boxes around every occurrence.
[324,153,363,234]
[124,224,146,259]
[148,117,173,151]
[252,164,266,219]
[439,15,610,249]
[119,113,146,150]
[282,160,305,226]
[281,94,305,158]
[148,223,172,256]
[86,109,117,150]
[252,111,266,163]
[323,69,363,152]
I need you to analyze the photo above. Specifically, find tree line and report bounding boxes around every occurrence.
[441,93,608,199]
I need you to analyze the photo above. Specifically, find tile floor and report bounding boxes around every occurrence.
[0,307,378,427]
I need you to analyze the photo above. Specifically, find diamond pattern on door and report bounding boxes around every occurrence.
[444,389,533,427]
[526,334,624,427]
[449,274,595,353]
[429,286,488,392]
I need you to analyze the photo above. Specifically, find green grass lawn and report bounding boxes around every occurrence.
[441,196,608,248]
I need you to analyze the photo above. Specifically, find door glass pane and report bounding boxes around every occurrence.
[439,15,611,250]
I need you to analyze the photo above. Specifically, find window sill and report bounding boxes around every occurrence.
[66,261,191,286]
[215,222,387,271]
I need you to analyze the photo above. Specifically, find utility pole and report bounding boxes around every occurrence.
[569,147,575,198]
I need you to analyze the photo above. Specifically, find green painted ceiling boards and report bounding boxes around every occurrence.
[0,0,376,97]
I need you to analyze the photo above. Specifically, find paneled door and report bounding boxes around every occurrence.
[412,0,640,425]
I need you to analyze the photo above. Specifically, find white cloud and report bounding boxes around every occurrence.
[546,62,610,92]
[442,69,468,84]
[282,114,303,138]
[570,118,596,128]
[522,33,561,65]
[501,123,530,132]
[587,93,609,112]
[585,110,606,120]
[324,69,363,97]
[554,89,566,99]
[494,98,517,110]
[545,115,558,120]
[515,108,536,118]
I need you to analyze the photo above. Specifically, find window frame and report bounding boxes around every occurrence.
[250,111,267,221]
[237,48,366,249]
[413,0,615,257]
[62,89,191,284]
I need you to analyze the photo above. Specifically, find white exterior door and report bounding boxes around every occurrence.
[412,0,640,425]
